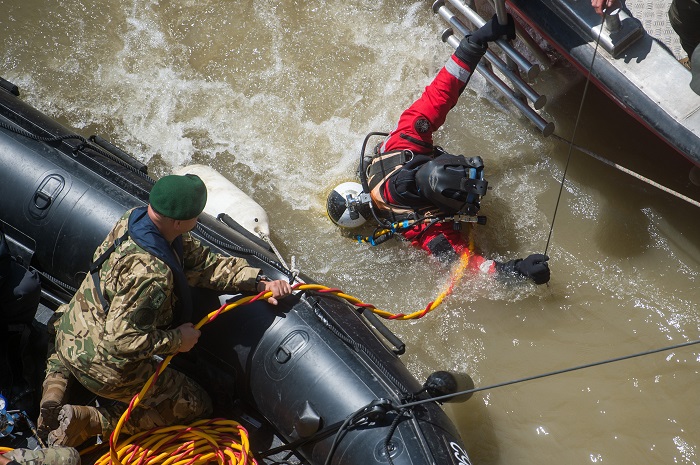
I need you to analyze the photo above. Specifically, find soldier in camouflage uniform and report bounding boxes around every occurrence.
[0,447,80,465]
[37,174,292,447]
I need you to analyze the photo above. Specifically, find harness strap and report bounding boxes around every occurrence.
[90,231,129,314]
[367,149,446,223]
[367,149,413,189]
[367,150,416,222]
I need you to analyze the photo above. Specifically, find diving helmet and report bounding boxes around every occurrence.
[326,182,372,228]
[414,154,488,215]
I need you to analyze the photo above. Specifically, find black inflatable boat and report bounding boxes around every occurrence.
[0,77,473,465]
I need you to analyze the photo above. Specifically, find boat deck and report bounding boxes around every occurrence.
[490,0,700,164]
[627,0,684,60]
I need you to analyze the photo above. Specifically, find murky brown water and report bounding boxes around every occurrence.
[2,0,699,463]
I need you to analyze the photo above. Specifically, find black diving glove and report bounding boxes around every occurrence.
[455,14,516,65]
[455,33,488,66]
[469,14,516,45]
[495,254,550,285]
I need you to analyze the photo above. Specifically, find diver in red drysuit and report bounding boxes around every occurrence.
[367,15,550,284]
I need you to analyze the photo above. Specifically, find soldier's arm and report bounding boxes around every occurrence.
[105,255,183,359]
[180,233,260,293]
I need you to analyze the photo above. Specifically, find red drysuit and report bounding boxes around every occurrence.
[374,50,495,272]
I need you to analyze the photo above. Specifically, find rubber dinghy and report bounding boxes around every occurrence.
[0,78,473,465]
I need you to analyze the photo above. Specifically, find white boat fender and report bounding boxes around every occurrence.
[172,164,270,237]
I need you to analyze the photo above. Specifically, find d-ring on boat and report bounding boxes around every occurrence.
[0,77,474,465]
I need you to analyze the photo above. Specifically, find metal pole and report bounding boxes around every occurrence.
[444,31,554,136]
[434,3,546,109]
[486,50,546,109]
[491,0,524,95]
[493,0,508,24]
[440,0,539,80]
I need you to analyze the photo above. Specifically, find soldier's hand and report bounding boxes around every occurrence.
[591,0,621,15]
[256,279,292,305]
[177,322,201,352]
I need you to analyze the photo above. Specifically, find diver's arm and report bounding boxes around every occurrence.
[380,15,517,154]
[401,222,492,268]
[381,50,483,155]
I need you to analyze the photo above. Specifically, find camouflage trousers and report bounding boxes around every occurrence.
[45,350,212,436]
[3,447,80,465]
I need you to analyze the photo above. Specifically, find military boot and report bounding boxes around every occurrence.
[48,404,103,447]
[37,373,69,438]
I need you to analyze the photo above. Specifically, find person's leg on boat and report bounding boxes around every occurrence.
[48,367,212,447]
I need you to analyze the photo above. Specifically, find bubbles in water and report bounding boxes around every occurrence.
[673,436,697,464]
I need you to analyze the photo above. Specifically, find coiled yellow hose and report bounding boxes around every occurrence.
[91,419,253,465]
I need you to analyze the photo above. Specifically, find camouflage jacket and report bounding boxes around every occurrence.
[3,447,80,465]
[54,208,260,390]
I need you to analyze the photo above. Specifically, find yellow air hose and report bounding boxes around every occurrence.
[42,232,476,465]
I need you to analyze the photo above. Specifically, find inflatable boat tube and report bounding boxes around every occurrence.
[0,79,472,465]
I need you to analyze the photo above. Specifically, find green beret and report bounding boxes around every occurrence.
[150,174,208,220]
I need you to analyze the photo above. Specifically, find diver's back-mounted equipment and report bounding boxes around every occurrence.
[326,132,488,242]
[414,153,488,216]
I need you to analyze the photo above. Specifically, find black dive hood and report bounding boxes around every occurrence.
[0,80,474,465]
[415,153,488,215]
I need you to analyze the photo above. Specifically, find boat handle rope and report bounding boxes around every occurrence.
[0,119,155,185]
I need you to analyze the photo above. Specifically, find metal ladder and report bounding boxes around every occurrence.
[432,0,555,136]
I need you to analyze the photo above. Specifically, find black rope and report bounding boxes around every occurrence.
[193,223,294,281]
[0,118,89,144]
[383,409,407,465]
[321,401,392,465]
[36,269,78,296]
[398,338,700,409]
[544,12,608,256]
[322,410,364,465]
[257,419,346,459]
